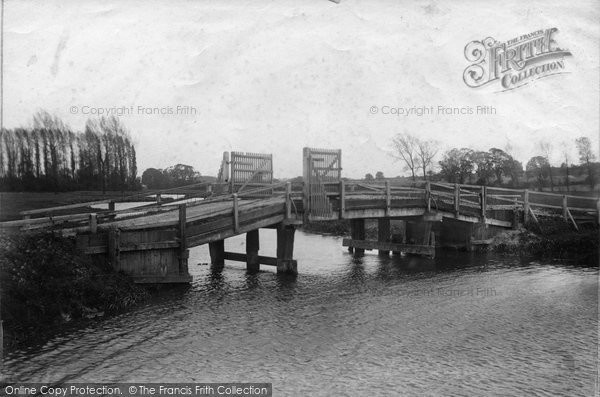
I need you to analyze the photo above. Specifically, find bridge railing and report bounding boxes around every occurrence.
[3,178,599,234]
[430,182,599,228]
[317,179,599,227]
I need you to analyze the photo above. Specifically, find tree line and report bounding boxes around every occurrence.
[437,147,523,186]
[0,112,138,192]
[391,133,598,190]
[141,164,202,189]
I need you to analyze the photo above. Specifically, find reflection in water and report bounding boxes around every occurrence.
[2,230,597,396]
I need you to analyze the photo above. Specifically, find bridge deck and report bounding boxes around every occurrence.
[105,197,285,232]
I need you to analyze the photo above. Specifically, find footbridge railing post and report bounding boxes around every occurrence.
[233,194,239,233]
[454,183,460,216]
[178,203,189,275]
[385,180,391,216]
[340,179,346,219]
[480,186,487,223]
[425,181,431,212]
[524,190,530,223]
[285,181,292,220]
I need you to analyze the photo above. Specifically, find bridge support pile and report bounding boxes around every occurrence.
[377,218,391,256]
[210,223,298,275]
[276,224,297,274]
[343,217,436,259]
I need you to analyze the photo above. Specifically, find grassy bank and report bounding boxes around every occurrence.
[488,219,599,259]
[0,232,150,351]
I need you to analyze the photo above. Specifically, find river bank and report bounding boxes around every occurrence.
[0,232,151,352]
[487,219,598,259]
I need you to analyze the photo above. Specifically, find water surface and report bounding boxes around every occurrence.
[2,230,597,396]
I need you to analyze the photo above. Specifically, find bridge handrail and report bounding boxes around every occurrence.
[237,182,288,198]
[19,180,215,217]
[19,199,116,217]
[435,182,598,201]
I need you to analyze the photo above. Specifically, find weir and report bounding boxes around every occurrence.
[2,147,599,283]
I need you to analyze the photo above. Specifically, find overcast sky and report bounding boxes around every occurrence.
[4,0,599,178]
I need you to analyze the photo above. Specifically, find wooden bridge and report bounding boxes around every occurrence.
[2,148,598,283]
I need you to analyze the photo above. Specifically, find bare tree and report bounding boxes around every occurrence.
[575,136,597,189]
[561,141,572,192]
[538,140,554,191]
[391,133,419,181]
[415,139,439,180]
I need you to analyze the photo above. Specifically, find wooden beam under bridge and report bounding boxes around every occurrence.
[223,251,297,268]
[342,238,435,258]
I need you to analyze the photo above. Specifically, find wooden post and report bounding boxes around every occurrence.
[107,228,120,270]
[285,181,292,220]
[511,208,519,229]
[350,219,366,256]
[562,195,568,222]
[524,190,530,223]
[378,218,391,256]
[178,204,189,275]
[276,224,297,274]
[246,229,260,273]
[567,209,579,231]
[339,179,346,219]
[302,148,311,219]
[209,240,225,270]
[454,183,460,215]
[423,222,433,246]
[89,213,97,234]
[233,194,239,233]
[392,220,405,256]
[385,180,391,216]
[480,186,487,221]
[109,200,115,212]
[224,151,232,193]
[425,181,431,212]
[156,193,162,204]
[207,185,213,195]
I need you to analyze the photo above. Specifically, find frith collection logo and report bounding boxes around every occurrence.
[463,28,572,91]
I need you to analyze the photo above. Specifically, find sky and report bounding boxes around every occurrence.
[4,0,599,179]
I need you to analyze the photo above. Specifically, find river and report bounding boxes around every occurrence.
[2,230,597,396]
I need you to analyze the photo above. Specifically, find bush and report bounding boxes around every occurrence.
[0,232,149,348]
[489,218,598,259]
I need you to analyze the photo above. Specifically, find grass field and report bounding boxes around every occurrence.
[0,191,148,221]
